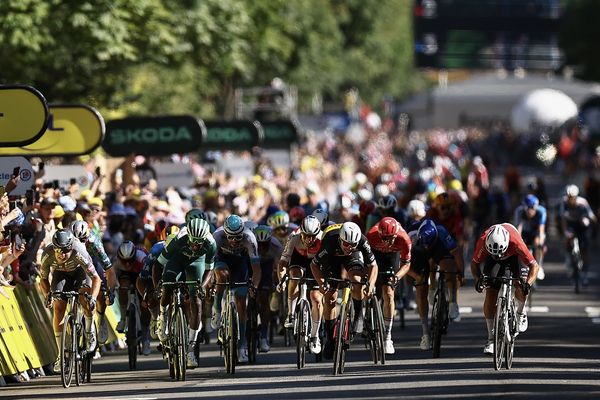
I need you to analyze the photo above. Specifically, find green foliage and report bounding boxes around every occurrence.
[0,0,419,117]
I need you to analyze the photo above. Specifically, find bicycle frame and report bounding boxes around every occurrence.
[289,276,315,369]
[570,237,584,294]
[124,284,141,370]
[430,266,449,358]
[214,281,247,374]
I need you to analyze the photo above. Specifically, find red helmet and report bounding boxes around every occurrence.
[359,200,376,216]
[378,217,401,237]
[289,206,306,223]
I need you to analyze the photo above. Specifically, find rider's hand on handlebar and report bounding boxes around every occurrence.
[521,281,531,296]
[276,280,286,293]
[475,277,485,293]
[364,282,375,298]
[45,294,53,309]
[248,285,257,298]
[319,282,330,295]
[88,297,96,312]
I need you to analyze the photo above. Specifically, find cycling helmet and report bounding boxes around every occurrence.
[485,224,510,258]
[267,210,289,229]
[117,241,136,262]
[187,218,210,241]
[70,220,90,242]
[311,208,328,226]
[378,194,397,210]
[289,206,306,223]
[253,225,272,243]
[523,194,539,209]
[185,208,206,223]
[300,215,321,236]
[359,200,376,216]
[339,222,361,245]
[407,199,426,218]
[566,184,579,197]
[205,211,218,226]
[417,219,438,247]
[52,229,75,251]
[224,214,244,236]
[378,217,401,237]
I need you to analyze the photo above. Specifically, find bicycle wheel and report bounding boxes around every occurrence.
[366,300,378,364]
[431,290,443,358]
[296,300,309,369]
[339,300,353,375]
[373,297,386,365]
[505,299,516,370]
[493,297,507,371]
[573,254,581,294]
[332,300,347,375]
[75,318,84,387]
[127,306,137,370]
[247,298,258,364]
[174,307,187,381]
[229,303,239,374]
[61,314,75,388]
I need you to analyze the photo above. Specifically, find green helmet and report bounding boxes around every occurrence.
[187,218,210,242]
[267,210,289,229]
[253,225,272,243]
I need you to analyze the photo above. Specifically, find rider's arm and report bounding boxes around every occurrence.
[470,233,487,279]
[277,233,296,282]
[39,248,51,296]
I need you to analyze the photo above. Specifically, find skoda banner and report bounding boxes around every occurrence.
[0,105,105,156]
[0,85,49,146]
[259,119,300,149]
[0,157,34,196]
[103,115,205,156]
[203,120,263,151]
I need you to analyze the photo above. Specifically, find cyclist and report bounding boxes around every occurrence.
[253,224,283,352]
[267,210,296,246]
[289,206,306,225]
[365,194,407,232]
[310,222,379,359]
[277,215,324,353]
[366,217,411,355]
[312,208,336,230]
[408,219,464,350]
[514,194,547,280]
[471,224,539,354]
[40,229,101,373]
[426,192,465,321]
[156,218,215,368]
[406,199,427,227]
[352,200,376,233]
[558,184,597,285]
[212,214,261,363]
[114,240,153,355]
[70,220,115,345]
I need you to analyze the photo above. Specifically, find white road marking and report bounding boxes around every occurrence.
[459,307,472,313]
[585,307,600,317]
[527,306,550,313]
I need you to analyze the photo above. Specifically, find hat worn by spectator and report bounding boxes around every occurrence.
[53,205,65,219]
[88,197,103,209]
[40,197,58,207]
[79,189,93,201]
[59,195,77,212]
[109,203,126,216]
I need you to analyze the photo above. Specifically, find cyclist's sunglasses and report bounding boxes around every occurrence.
[340,239,358,251]
[188,237,205,246]
[274,226,287,233]
[227,234,243,242]
[54,247,72,255]
[381,235,395,242]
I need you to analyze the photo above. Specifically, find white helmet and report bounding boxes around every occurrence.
[339,222,361,245]
[117,241,137,262]
[70,220,90,242]
[407,199,426,218]
[566,184,579,197]
[300,215,321,236]
[485,225,510,258]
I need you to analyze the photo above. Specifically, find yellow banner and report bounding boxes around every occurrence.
[0,105,105,156]
[0,85,48,146]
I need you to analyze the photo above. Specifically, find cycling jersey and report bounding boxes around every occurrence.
[426,207,464,241]
[258,236,283,263]
[213,227,260,265]
[559,196,595,226]
[514,204,547,237]
[312,226,376,275]
[472,223,535,268]
[40,240,97,280]
[141,240,166,279]
[280,230,323,262]
[158,234,217,271]
[366,209,408,232]
[408,222,457,253]
[366,223,411,263]
[85,231,112,272]
[114,248,148,274]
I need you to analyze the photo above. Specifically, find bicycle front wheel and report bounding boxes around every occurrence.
[127,306,138,371]
[372,297,386,365]
[431,291,444,358]
[61,314,75,388]
[229,303,239,374]
[74,317,84,386]
[174,307,187,381]
[296,300,309,369]
[505,299,516,369]
[332,301,347,375]
[247,298,258,364]
[493,297,507,371]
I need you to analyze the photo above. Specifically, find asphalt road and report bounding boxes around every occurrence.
[5,242,600,400]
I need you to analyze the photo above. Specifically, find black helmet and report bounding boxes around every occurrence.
[52,229,75,251]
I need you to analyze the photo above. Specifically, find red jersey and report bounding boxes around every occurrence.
[427,207,463,240]
[366,223,411,263]
[472,223,535,267]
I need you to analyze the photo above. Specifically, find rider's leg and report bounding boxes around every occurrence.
[382,284,394,341]
[310,290,324,338]
[483,288,499,342]
[212,263,229,320]
[287,266,302,322]
[186,259,206,345]
[235,289,248,347]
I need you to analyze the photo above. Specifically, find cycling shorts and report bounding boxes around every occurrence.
[215,252,250,296]
[162,254,206,296]
[51,269,91,293]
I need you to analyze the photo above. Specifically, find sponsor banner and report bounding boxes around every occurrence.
[0,157,34,196]
[42,164,91,190]
[103,115,205,156]
[0,105,104,156]
[154,162,195,190]
[203,120,263,151]
[0,85,49,146]
[259,119,300,148]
